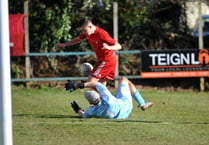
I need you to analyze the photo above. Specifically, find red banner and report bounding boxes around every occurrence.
[9,14,25,56]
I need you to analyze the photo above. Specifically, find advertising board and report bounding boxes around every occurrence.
[141,49,209,78]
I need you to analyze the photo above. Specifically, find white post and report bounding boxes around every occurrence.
[113,2,119,88]
[198,0,205,91]
[0,0,13,145]
[24,0,31,86]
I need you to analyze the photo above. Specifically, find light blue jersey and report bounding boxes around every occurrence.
[82,82,133,119]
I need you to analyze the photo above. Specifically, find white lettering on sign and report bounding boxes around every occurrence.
[149,52,199,66]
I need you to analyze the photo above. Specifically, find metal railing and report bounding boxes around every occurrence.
[11,50,141,82]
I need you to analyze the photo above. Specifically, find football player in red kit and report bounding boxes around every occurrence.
[56,18,122,87]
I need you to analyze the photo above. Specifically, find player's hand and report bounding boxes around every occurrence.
[102,43,111,50]
[55,43,66,50]
[65,80,84,92]
[71,101,81,113]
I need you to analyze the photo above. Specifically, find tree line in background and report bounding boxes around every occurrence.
[9,0,196,52]
[9,0,209,90]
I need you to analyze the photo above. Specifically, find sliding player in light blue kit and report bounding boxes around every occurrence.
[65,77,153,119]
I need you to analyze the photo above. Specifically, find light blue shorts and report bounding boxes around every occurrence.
[115,82,133,118]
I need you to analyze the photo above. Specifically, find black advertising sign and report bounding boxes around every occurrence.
[141,49,209,78]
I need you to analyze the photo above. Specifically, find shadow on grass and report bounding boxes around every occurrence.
[114,119,209,125]
[13,114,209,125]
[13,113,80,119]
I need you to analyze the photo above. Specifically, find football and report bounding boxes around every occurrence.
[79,62,93,76]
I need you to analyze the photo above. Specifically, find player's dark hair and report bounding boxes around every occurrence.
[78,17,92,27]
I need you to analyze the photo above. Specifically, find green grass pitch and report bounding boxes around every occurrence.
[12,86,209,145]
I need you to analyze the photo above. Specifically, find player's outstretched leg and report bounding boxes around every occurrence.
[132,90,153,111]
[119,77,153,111]
[140,102,153,111]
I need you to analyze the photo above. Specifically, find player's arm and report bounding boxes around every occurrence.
[71,101,84,117]
[102,42,122,51]
[78,110,84,117]
[55,37,83,49]
[65,80,111,101]
[65,80,97,92]
[100,31,122,51]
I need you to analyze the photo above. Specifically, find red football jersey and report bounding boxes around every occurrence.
[79,26,116,61]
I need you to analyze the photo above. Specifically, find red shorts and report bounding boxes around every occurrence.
[90,55,117,80]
